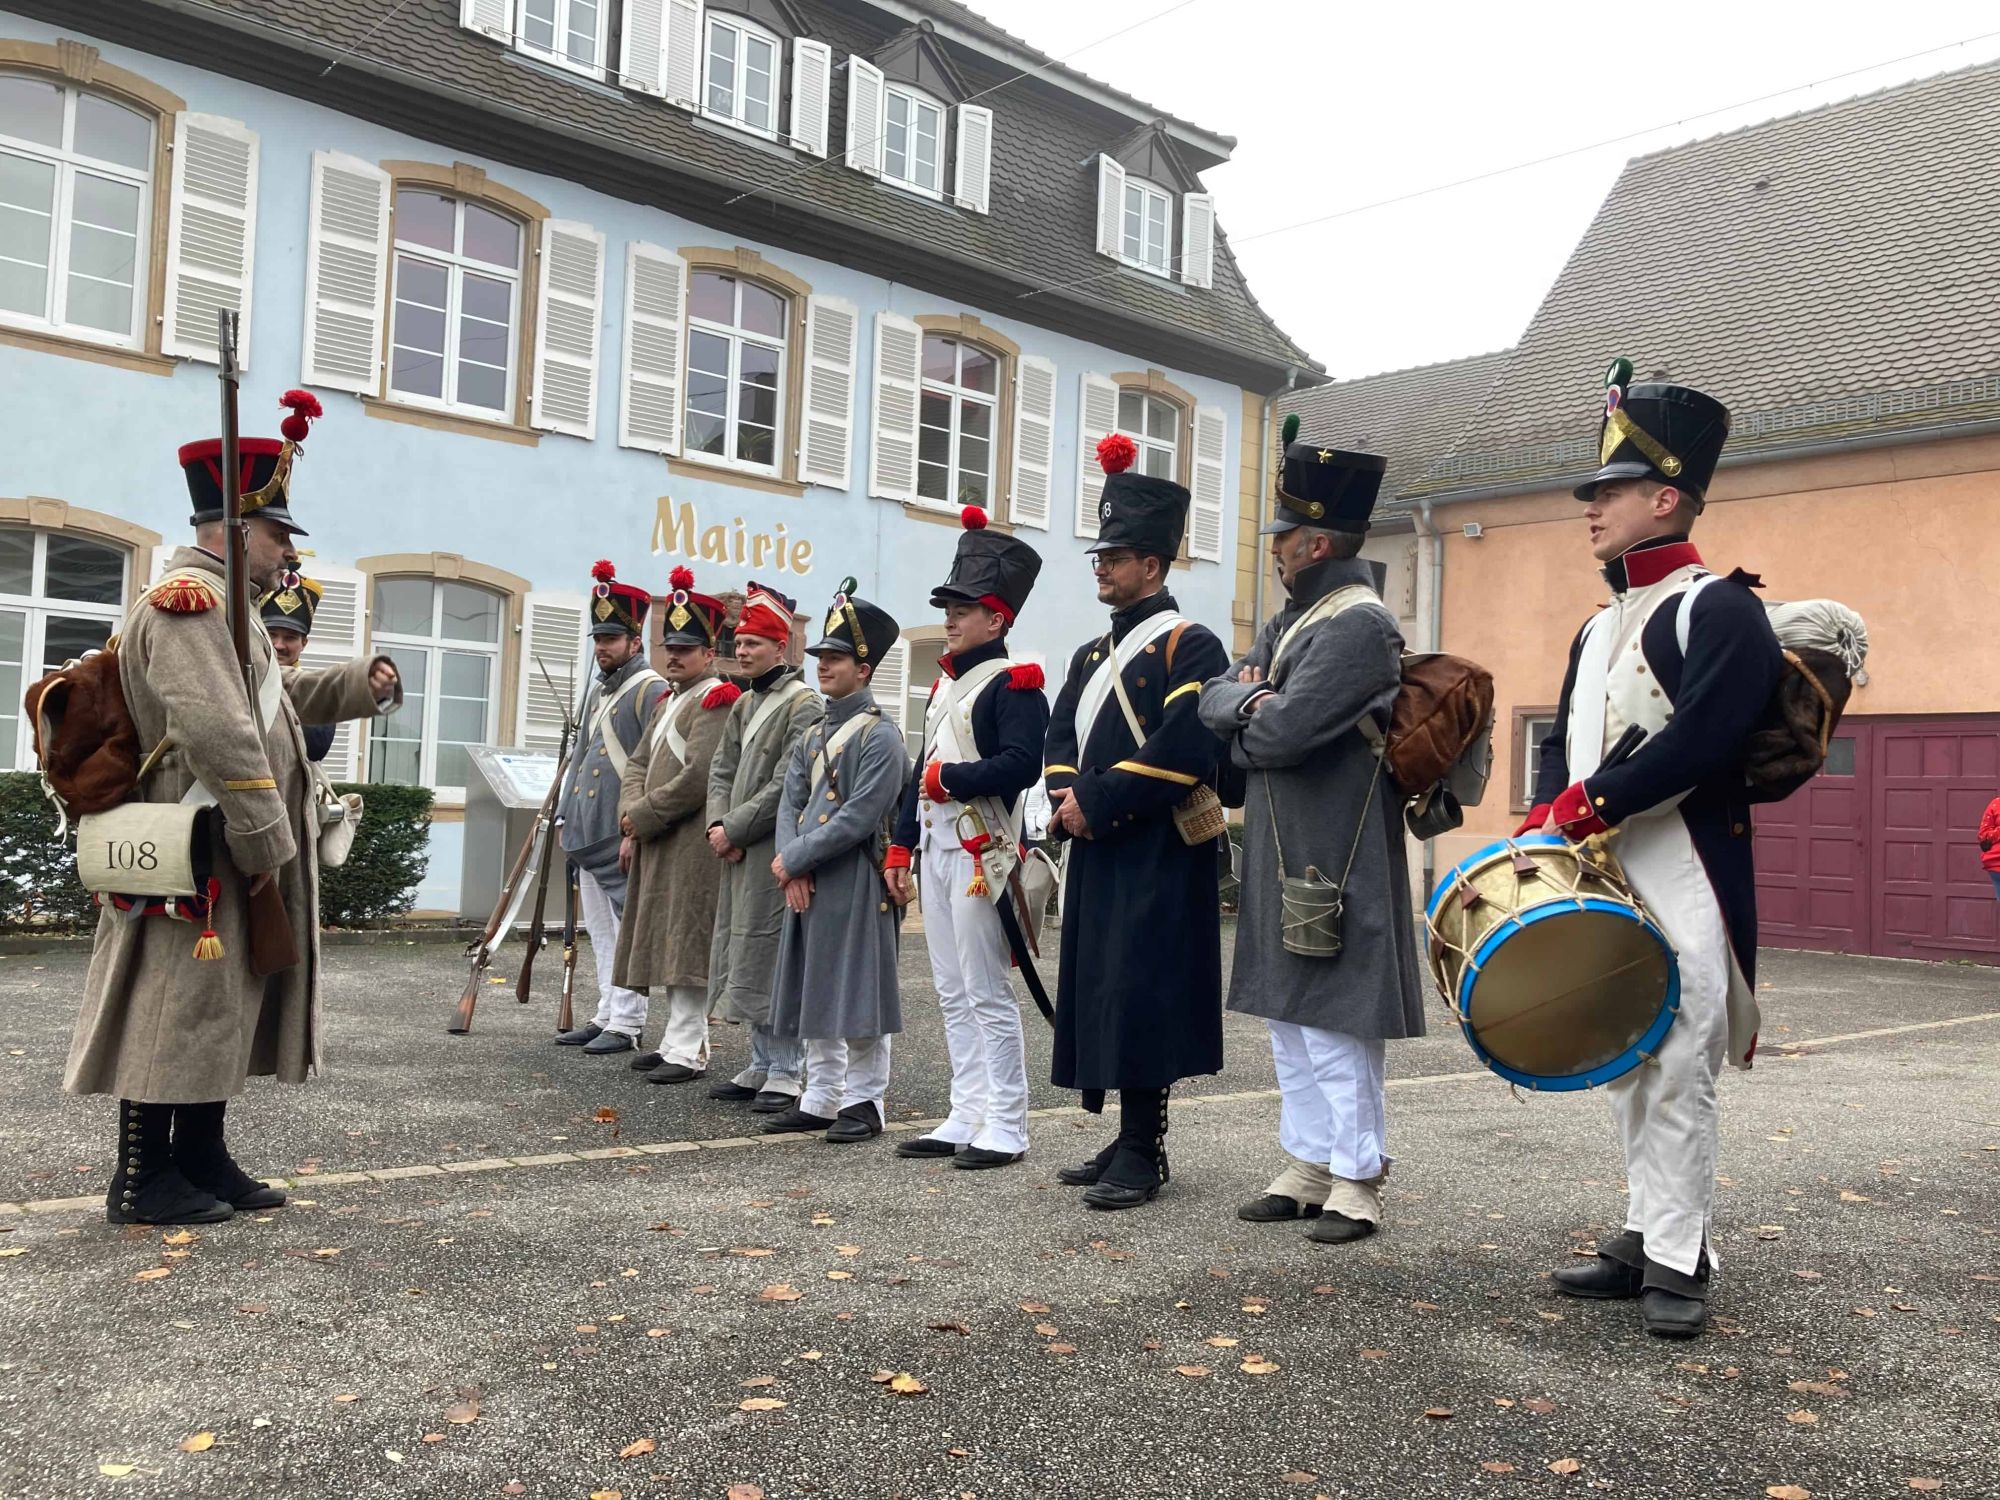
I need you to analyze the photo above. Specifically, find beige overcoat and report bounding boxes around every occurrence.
[611,683,730,990]
[63,547,398,1104]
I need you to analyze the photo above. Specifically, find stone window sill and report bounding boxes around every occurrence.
[363,397,542,447]
[0,323,175,377]
[668,454,808,499]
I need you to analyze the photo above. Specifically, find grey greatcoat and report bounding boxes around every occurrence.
[64,547,398,1104]
[1199,557,1425,1040]
[705,669,823,1023]
[557,655,667,907]
[611,682,731,991]
[767,688,909,1042]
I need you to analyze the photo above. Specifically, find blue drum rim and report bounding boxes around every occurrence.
[1425,833,1571,925]
[1450,894,1681,1093]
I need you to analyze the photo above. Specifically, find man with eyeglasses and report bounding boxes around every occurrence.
[1040,436,1230,1210]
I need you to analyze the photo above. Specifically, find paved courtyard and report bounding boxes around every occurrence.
[0,933,1995,1499]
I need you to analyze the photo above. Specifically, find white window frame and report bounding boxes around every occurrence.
[366,577,505,805]
[1119,176,1172,278]
[701,12,782,141]
[387,190,525,423]
[901,632,945,762]
[682,270,788,477]
[916,334,1000,514]
[1117,389,1181,482]
[0,78,154,350]
[514,0,607,77]
[0,528,129,771]
[1519,711,1557,808]
[881,82,945,200]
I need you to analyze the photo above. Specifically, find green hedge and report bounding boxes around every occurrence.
[0,772,433,932]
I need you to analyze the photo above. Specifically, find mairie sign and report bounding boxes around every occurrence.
[651,498,815,576]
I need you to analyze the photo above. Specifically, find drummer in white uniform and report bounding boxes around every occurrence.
[1520,358,1783,1339]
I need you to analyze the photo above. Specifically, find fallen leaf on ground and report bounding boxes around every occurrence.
[726,1487,764,1500]
[1205,1336,1238,1348]
[759,1284,803,1303]
[732,1247,776,1258]
[929,1321,971,1336]
[1481,1461,1517,1474]
[1280,1472,1317,1484]
[1311,1284,1335,1295]
[887,1373,928,1395]
[1174,1365,1212,1378]
[421,1434,445,1445]
[1852,1307,1877,1318]
[645,1328,669,1338]
[811,1214,835,1226]
[134,1267,173,1282]
[1522,1398,1557,1415]
[1018,1301,1050,1314]
[1034,1322,1061,1337]
[739,1397,787,1412]
[311,1247,341,1259]
[161,1230,198,1247]
[99,1465,136,1478]
[825,1270,853,1281]
[1535,1310,1565,1322]
[1839,1190,1869,1203]
[1241,1299,1269,1316]
[1240,1357,1280,1376]
[742,1376,777,1389]
[1424,1408,1454,1420]
[1906,1481,1941,1492]
[1765,1488,1810,1500]
[835,1245,862,1257]
[179,1432,216,1453]
[1786,1410,1819,1425]
[503,1484,526,1495]
[1411,1300,1440,1312]
[444,1400,481,1425]
[575,1324,600,1333]
[593,1107,618,1123]
[799,1350,823,1361]
[1548,1457,1582,1475]
[332,1393,359,1404]
[1045,1343,1077,1356]
[1491,1397,1515,1408]
[1359,1349,1389,1361]
[0,1247,27,1258]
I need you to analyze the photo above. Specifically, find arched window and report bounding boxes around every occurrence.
[882,82,945,199]
[703,12,782,140]
[366,575,507,797]
[387,187,527,419]
[1117,386,1182,481]
[685,269,787,473]
[0,526,128,768]
[0,72,154,348]
[917,333,999,511]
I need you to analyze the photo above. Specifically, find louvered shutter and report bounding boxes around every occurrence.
[799,295,857,489]
[953,104,993,214]
[790,38,832,156]
[662,0,704,108]
[618,241,685,454]
[1074,372,1118,539]
[460,0,511,40]
[301,151,390,396]
[1008,354,1055,531]
[870,637,910,740]
[1095,154,1126,259]
[619,0,667,94]
[1189,404,1227,562]
[845,57,885,177]
[530,219,604,439]
[293,562,368,780]
[517,592,592,753]
[161,113,258,365]
[1180,191,1215,289]
[867,311,922,503]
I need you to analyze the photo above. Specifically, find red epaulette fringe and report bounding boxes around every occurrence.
[150,576,219,613]
[1006,663,1045,692]
[703,682,742,711]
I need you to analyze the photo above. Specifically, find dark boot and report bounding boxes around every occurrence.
[1553,1229,1647,1300]
[1304,1210,1376,1244]
[895,1135,960,1159]
[824,1103,884,1143]
[629,1050,665,1072]
[1054,1140,1117,1186]
[1641,1254,1712,1339]
[644,1062,704,1085]
[554,1022,603,1046]
[106,1101,233,1226]
[1238,1194,1322,1223]
[760,1106,836,1135]
[709,1080,759,1101]
[1081,1087,1170,1210]
[750,1090,797,1113]
[173,1101,286,1210]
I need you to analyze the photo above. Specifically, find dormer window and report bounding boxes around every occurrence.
[1121,177,1172,278]
[843,24,991,214]
[1094,127,1215,289]
[704,13,781,140]
[883,84,944,199]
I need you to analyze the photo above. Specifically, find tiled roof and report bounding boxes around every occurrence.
[83,0,1315,381]
[1408,57,2000,497]
[1277,349,1511,502]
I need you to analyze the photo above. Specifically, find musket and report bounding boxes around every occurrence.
[556,856,581,1033]
[448,781,552,1035]
[516,656,582,1005]
[217,310,300,978]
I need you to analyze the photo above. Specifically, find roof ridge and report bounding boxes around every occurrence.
[1313,347,1515,387]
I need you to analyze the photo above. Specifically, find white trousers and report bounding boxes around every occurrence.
[578,869,648,1039]
[1268,1019,1388,1192]
[656,984,711,1070]
[800,1035,892,1121]
[920,841,1031,1154]
[733,1025,804,1097]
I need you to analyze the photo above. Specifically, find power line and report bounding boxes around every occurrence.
[1017,25,2000,303]
[316,0,424,78]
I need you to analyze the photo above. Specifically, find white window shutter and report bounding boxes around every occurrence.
[517,592,591,753]
[162,112,258,365]
[619,0,668,94]
[460,0,511,40]
[530,219,604,439]
[619,241,686,454]
[1095,154,1126,258]
[790,38,833,156]
[799,294,857,489]
[870,637,910,736]
[1075,372,1118,539]
[845,57,885,177]
[1008,354,1055,531]
[662,0,704,108]
[1189,404,1227,562]
[868,311,922,503]
[295,561,369,781]
[1180,191,1215,289]
[300,151,390,396]
[953,103,993,214]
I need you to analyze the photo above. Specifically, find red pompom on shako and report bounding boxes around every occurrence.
[591,559,617,584]
[669,565,695,592]
[1097,432,1137,475]
[278,389,323,444]
[961,505,988,531]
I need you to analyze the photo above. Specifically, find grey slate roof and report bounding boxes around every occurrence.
[1277,349,1511,502]
[64,0,1315,384]
[1408,57,2000,498]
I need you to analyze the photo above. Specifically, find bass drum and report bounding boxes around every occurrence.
[1425,834,1679,1091]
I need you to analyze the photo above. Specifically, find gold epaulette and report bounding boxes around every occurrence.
[147,571,224,615]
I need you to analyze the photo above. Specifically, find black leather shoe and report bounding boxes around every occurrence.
[1082,1179,1158,1210]
[555,1023,603,1046]
[709,1081,759,1102]
[824,1104,883,1143]
[1641,1287,1710,1339]
[629,1051,665,1072]
[1237,1193,1322,1223]
[954,1148,1023,1171]
[581,1030,635,1055]
[644,1062,704,1085]
[894,1135,960,1159]
[1304,1210,1377,1244]
[1553,1230,1647,1299]
[1054,1142,1116,1186]
[751,1091,797,1113]
[760,1107,836,1135]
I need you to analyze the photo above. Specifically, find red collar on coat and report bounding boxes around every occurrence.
[1606,538,1703,592]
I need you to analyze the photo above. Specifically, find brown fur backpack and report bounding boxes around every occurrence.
[26,646,143,819]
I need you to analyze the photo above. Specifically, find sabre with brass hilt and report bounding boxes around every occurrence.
[951,799,1057,1024]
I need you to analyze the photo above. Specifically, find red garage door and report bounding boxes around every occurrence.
[1755,715,2000,963]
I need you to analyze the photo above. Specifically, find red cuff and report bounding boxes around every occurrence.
[1551,781,1610,838]
[883,845,912,871]
[1513,804,1552,838]
[922,761,948,804]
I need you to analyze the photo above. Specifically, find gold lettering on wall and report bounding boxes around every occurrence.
[651,498,815,576]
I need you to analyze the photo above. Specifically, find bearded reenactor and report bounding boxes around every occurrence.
[704,583,823,1112]
[260,573,334,762]
[1199,433,1425,1245]
[1042,437,1230,1210]
[62,395,401,1226]
[615,568,739,1084]
[554,561,667,1056]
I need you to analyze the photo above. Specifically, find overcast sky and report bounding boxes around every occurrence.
[978,0,2000,384]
